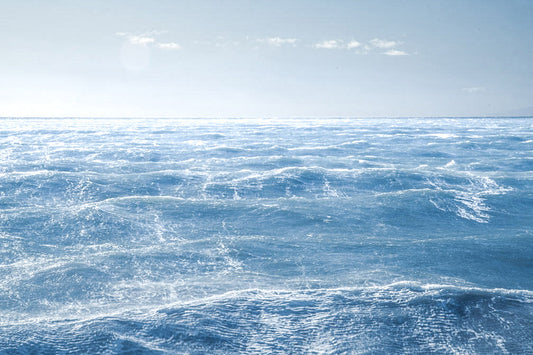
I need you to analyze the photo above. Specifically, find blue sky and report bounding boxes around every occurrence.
[1,0,532,118]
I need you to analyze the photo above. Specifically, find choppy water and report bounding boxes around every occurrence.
[0,117,532,354]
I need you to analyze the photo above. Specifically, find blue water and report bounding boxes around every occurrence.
[0,117,532,354]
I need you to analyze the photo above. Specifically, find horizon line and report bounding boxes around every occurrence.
[1,115,532,120]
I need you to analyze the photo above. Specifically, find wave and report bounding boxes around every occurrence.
[1,117,532,353]
[1,283,531,353]
[0,167,514,231]
[427,174,511,223]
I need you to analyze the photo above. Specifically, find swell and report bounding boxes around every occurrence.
[1,118,532,353]
[0,164,515,223]
[1,283,532,354]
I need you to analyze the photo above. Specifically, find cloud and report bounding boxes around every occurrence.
[258,37,298,47]
[384,49,408,56]
[346,40,361,49]
[313,38,408,55]
[156,42,181,50]
[313,39,361,50]
[314,40,341,49]
[114,32,409,56]
[369,38,400,49]
[364,38,409,56]
[462,87,485,93]
[116,32,180,50]
[128,35,155,46]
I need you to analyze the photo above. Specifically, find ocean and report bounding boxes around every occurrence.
[0,117,532,354]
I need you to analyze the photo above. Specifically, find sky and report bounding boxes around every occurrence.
[1,0,532,118]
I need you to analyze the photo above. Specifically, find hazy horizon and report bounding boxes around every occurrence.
[1,0,532,118]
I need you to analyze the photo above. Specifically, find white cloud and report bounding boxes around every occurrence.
[115,32,409,56]
[128,35,155,46]
[384,49,408,56]
[314,40,342,49]
[116,32,181,50]
[258,37,298,47]
[313,39,363,50]
[157,42,181,50]
[346,40,361,49]
[369,38,400,49]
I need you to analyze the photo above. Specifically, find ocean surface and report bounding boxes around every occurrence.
[0,117,532,354]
